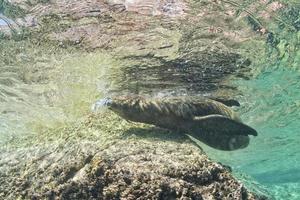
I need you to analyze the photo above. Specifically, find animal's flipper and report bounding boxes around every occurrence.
[207,97,240,107]
[193,114,257,136]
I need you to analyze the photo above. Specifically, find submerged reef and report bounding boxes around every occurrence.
[0,111,267,199]
[1,0,294,199]
[0,127,266,199]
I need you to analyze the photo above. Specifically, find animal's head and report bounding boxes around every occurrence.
[92,96,146,121]
[91,97,113,111]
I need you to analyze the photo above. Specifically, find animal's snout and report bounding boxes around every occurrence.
[91,97,112,112]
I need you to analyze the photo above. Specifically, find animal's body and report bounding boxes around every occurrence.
[93,95,257,150]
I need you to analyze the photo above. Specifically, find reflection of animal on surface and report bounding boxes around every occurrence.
[93,95,257,151]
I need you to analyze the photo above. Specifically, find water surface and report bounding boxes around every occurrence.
[1,2,299,199]
[1,41,299,199]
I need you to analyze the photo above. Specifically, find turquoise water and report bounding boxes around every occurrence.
[202,66,300,199]
[0,1,299,199]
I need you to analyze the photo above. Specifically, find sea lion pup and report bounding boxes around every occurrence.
[93,95,257,150]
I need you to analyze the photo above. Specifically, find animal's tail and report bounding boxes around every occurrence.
[193,114,258,136]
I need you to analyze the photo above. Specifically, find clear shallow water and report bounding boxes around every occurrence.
[0,48,115,145]
[0,1,299,200]
[97,55,300,199]
[201,66,300,199]
[1,42,299,199]
[0,5,299,198]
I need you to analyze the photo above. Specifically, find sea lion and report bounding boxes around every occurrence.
[92,95,257,150]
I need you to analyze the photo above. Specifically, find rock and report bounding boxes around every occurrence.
[0,139,265,199]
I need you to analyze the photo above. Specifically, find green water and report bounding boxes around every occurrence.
[0,45,118,145]
[1,2,300,198]
[1,41,299,199]
[200,66,300,199]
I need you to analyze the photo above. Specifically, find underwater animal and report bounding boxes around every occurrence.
[93,95,257,150]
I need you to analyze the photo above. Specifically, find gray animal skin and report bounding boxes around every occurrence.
[93,95,257,151]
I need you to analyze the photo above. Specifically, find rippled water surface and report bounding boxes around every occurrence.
[0,45,118,145]
[1,43,299,199]
[1,3,300,199]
